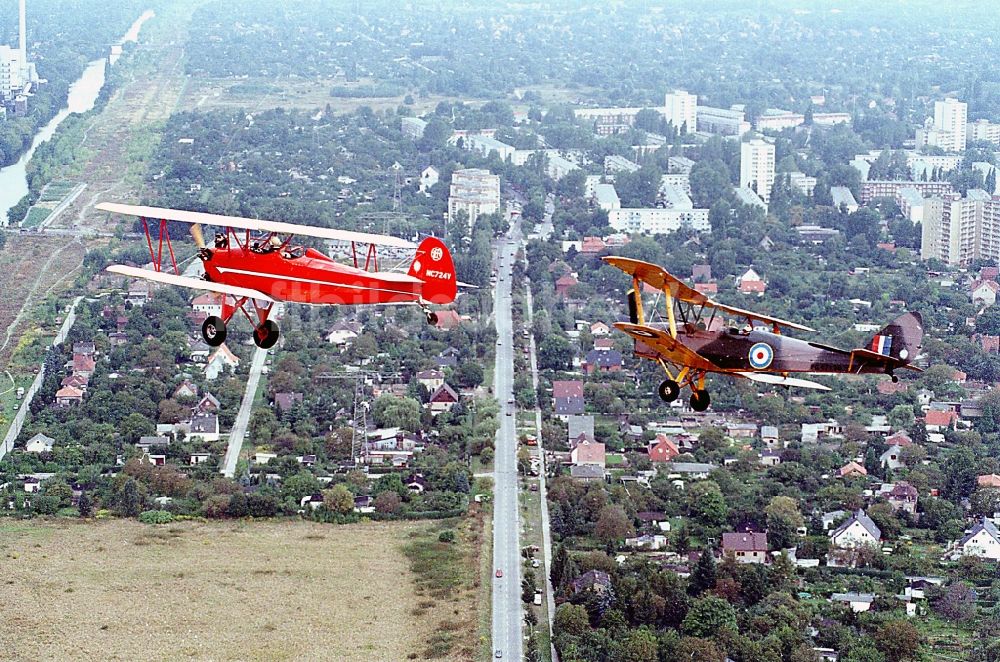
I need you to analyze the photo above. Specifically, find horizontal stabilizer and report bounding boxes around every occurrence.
[736,372,832,391]
[106,265,274,302]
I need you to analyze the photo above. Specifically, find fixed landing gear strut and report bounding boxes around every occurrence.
[656,362,711,411]
[200,298,280,350]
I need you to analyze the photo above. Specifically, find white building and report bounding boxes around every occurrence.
[897,187,926,223]
[448,168,500,229]
[401,117,427,139]
[608,207,710,235]
[0,45,24,101]
[25,433,54,454]
[594,184,621,211]
[664,90,697,134]
[696,106,751,137]
[419,165,439,194]
[466,134,516,161]
[740,139,775,204]
[917,99,968,153]
[921,190,1000,265]
[829,509,882,548]
[787,172,817,195]
[968,119,1000,146]
[605,154,641,174]
[955,518,1000,560]
[830,186,859,213]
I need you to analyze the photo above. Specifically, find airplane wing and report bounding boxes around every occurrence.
[602,256,707,304]
[96,202,417,249]
[736,372,832,390]
[603,255,814,333]
[614,322,719,371]
[106,265,275,302]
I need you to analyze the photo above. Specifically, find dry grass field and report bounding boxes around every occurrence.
[0,518,481,662]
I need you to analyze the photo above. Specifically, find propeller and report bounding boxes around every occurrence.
[191,223,205,249]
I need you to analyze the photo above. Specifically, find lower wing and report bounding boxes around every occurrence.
[736,372,832,391]
[614,322,718,371]
[107,265,274,302]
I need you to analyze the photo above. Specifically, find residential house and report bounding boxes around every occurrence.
[190,452,211,465]
[325,321,362,345]
[61,374,88,391]
[636,511,671,532]
[583,349,623,375]
[553,380,585,419]
[822,510,848,531]
[188,338,210,363]
[274,392,304,412]
[195,393,221,414]
[830,509,882,549]
[571,464,606,482]
[433,310,463,330]
[830,593,875,613]
[72,341,96,356]
[254,452,277,465]
[567,415,595,445]
[839,461,868,478]
[406,474,429,493]
[25,433,54,454]
[189,414,220,442]
[925,409,959,431]
[692,264,712,282]
[415,369,445,391]
[978,474,1000,488]
[759,450,782,467]
[885,431,913,447]
[173,380,199,399]
[726,422,757,439]
[205,345,240,380]
[571,439,606,468]
[428,383,459,414]
[435,347,460,368]
[590,321,610,336]
[722,532,769,564]
[760,425,779,447]
[191,293,225,317]
[24,477,41,493]
[126,281,150,306]
[55,386,84,406]
[555,273,579,298]
[954,518,1000,560]
[571,570,612,597]
[880,444,905,470]
[71,353,96,378]
[625,534,668,551]
[648,434,680,463]
[971,279,1000,307]
[666,462,717,479]
[737,268,766,294]
[885,482,919,514]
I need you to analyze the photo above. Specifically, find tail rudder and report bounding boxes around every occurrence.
[409,236,457,304]
[867,311,923,364]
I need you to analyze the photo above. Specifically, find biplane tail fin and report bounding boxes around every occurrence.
[409,236,457,304]
[864,311,923,365]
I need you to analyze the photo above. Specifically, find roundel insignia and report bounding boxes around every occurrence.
[629,328,658,339]
[748,342,774,370]
[430,247,443,262]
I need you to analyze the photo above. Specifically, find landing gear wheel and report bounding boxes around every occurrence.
[202,316,227,347]
[689,389,711,412]
[426,311,439,326]
[658,379,680,403]
[890,373,899,383]
[253,320,280,349]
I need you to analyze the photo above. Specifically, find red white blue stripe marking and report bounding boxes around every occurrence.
[871,334,893,356]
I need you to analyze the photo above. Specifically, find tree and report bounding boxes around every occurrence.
[875,619,921,662]
[323,484,355,515]
[595,505,635,545]
[551,543,569,587]
[688,481,728,527]
[675,637,725,662]
[682,595,738,638]
[118,478,142,517]
[765,496,805,550]
[931,582,977,623]
[843,639,886,662]
[77,491,92,517]
[942,448,979,502]
[372,395,421,431]
[689,550,717,596]
[227,491,249,518]
[553,602,589,637]
[374,491,402,514]
[538,334,574,370]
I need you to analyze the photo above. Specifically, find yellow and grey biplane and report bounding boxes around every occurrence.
[603,256,924,411]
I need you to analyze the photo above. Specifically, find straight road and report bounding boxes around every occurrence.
[220,304,281,478]
[492,225,523,661]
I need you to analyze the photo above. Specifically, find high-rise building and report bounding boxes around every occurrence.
[740,139,775,204]
[0,44,24,101]
[447,168,500,229]
[921,190,1000,265]
[934,98,967,152]
[664,90,697,135]
[968,119,1000,146]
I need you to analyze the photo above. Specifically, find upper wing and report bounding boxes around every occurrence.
[602,256,707,304]
[107,265,274,302]
[602,255,814,333]
[736,372,832,391]
[614,322,719,371]
[96,202,417,249]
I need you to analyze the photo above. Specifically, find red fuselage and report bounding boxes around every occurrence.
[201,245,423,305]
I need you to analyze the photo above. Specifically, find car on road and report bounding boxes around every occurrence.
[495,651,503,659]
[495,568,503,578]
[531,559,540,568]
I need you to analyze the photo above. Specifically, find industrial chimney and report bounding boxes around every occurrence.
[18,0,26,63]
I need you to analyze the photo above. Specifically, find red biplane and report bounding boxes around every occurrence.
[97,202,459,349]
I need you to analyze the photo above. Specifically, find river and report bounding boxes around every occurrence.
[0,9,155,225]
